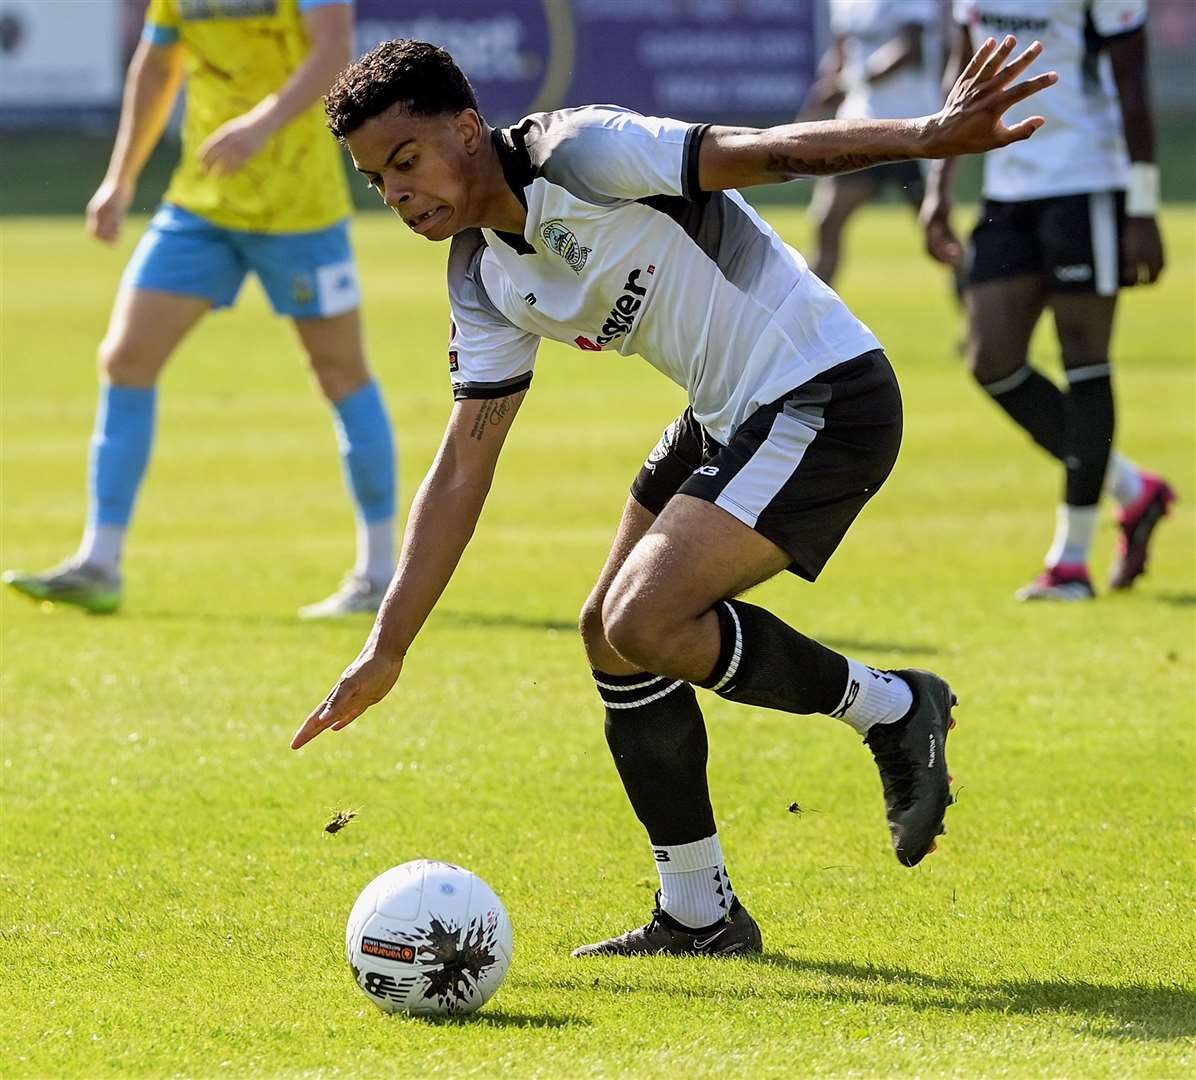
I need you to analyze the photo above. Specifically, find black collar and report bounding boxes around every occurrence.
[489,125,535,255]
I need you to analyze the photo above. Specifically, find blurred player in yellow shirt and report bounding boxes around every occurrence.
[4,0,397,618]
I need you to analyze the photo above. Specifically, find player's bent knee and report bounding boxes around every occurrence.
[969,340,1015,386]
[310,353,370,402]
[578,594,607,654]
[601,589,671,673]
[98,335,159,386]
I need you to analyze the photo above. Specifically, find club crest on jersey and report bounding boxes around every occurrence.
[540,219,591,273]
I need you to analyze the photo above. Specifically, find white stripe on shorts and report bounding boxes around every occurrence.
[1089,192,1118,298]
[714,409,819,528]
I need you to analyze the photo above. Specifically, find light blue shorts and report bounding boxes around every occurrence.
[123,204,361,318]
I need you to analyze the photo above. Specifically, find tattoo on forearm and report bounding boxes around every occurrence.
[469,397,511,440]
[765,150,907,178]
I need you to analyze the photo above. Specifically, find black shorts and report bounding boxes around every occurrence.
[968,191,1125,296]
[630,350,902,582]
[837,160,925,206]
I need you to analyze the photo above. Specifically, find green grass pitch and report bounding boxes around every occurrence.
[1,205,1193,1078]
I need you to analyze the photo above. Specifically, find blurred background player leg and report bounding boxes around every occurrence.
[928,2,1175,600]
[804,0,943,288]
[964,211,1170,602]
[3,285,210,614]
[807,172,880,286]
[292,308,397,618]
[240,220,397,619]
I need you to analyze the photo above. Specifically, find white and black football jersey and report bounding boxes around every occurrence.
[446,106,880,446]
[830,0,943,123]
[953,0,1147,201]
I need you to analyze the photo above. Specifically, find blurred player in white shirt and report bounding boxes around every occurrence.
[921,0,1174,601]
[802,0,944,284]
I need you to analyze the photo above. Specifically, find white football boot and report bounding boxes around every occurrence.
[299,572,387,619]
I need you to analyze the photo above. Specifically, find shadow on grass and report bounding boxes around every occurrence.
[436,610,579,633]
[133,610,327,628]
[438,613,942,655]
[820,637,939,657]
[538,954,1193,1041]
[1155,591,1196,607]
[407,1007,588,1029]
[124,608,580,634]
[750,954,1194,1039]
[123,607,941,655]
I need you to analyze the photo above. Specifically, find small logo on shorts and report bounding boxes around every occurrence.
[1055,264,1093,283]
[291,274,315,307]
[695,465,719,477]
[644,420,679,473]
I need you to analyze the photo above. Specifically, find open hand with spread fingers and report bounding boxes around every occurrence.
[291,647,404,749]
[924,35,1058,159]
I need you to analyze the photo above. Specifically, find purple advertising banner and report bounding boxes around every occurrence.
[354,0,817,126]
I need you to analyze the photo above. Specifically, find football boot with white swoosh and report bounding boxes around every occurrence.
[571,894,762,958]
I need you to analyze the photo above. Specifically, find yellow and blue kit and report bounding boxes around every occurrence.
[130,0,359,317]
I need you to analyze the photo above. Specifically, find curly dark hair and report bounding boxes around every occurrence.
[325,40,480,142]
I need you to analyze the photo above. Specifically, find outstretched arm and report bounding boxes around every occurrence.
[199,1,354,176]
[291,390,527,749]
[699,35,1055,190]
[1108,27,1165,284]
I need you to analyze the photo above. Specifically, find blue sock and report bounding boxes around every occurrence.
[332,380,397,584]
[88,384,157,528]
[333,380,396,523]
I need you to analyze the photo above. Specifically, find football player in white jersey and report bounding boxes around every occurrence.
[292,38,1054,956]
[921,0,1174,601]
[803,0,944,284]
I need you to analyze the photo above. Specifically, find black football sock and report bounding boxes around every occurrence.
[595,672,738,927]
[1062,365,1115,507]
[595,670,716,846]
[980,364,1066,460]
[698,599,847,715]
[697,599,914,735]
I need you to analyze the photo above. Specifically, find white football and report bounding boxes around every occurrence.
[346,860,513,1016]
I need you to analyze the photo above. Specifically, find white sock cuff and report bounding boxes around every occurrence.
[1105,452,1144,508]
[77,524,126,574]
[1045,503,1099,568]
[355,517,396,587]
[832,658,913,735]
[652,834,724,873]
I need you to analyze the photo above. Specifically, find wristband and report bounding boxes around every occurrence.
[1126,162,1160,217]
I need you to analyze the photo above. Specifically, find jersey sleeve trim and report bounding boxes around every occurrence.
[682,124,709,200]
[142,22,180,46]
[298,0,354,10]
[451,373,533,401]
